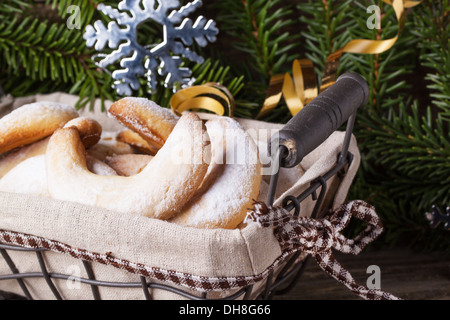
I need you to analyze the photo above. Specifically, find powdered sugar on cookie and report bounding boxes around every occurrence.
[107,97,179,150]
[170,117,262,229]
[0,101,79,154]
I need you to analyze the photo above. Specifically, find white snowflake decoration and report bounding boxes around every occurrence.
[83,0,218,96]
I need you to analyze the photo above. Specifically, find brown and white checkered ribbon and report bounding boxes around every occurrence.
[246,200,400,300]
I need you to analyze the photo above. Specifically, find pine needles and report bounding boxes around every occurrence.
[0,0,448,251]
[298,0,355,84]
[293,0,449,251]
[0,0,110,109]
[0,0,247,112]
[210,0,299,119]
[411,0,450,120]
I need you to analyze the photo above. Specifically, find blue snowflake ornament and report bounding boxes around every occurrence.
[84,0,218,96]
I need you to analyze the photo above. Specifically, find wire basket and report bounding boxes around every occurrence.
[0,72,367,300]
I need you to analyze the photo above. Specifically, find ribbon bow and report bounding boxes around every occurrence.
[247,200,400,300]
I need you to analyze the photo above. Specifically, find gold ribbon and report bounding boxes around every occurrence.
[170,82,235,117]
[257,0,422,118]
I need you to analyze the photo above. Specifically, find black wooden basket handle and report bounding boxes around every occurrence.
[269,72,369,168]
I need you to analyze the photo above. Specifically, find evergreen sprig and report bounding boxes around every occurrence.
[0,0,246,112]
[411,0,450,120]
[0,0,113,109]
[348,1,449,250]
[210,0,300,119]
[297,0,355,85]
[213,0,299,77]
[295,0,449,251]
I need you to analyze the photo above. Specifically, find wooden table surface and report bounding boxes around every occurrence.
[275,246,450,300]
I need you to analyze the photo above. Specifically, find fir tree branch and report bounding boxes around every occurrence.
[411,0,450,121]
[213,0,298,78]
[208,0,300,119]
[297,0,449,250]
[0,1,247,113]
[349,1,449,250]
[298,0,355,85]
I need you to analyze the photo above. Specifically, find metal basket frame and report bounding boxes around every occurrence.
[0,112,356,300]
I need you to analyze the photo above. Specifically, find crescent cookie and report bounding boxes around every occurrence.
[0,155,49,197]
[46,112,210,219]
[116,129,159,155]
[170,117,262,229]
[0,153,118,197]
[63,117,103,149]
[104,154,153,176]
[0,118,110,196]
[108,97,180,150]
[0,117,103,179]
[86,132,135,162]
[0,137,49,179]
[0,101,79,155]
